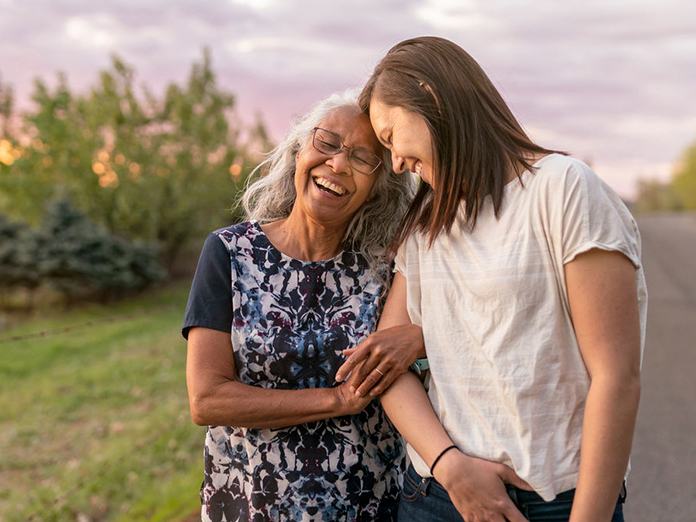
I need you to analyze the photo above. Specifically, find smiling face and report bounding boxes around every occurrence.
[292,106,381,231]
[368,97,435,187]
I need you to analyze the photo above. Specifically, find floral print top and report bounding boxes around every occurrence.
[183,221,405,522]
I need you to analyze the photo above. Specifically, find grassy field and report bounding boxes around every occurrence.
[0,281,204,522]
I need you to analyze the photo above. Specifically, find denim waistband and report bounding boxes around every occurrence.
[505,481,626,507]
[410,463,626,508]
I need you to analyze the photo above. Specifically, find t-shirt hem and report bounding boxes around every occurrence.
[563,240,641,270]
[181,321,232,340]
[535,473,578,502]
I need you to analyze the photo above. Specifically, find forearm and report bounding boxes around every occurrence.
[380,371,454,465]
[381,371,531,521]
[189,379,346,429]
[570,375,640,522]
[187,327,371,430]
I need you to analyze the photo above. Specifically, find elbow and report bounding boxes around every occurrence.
[190,409,207,427]
[622,365,641,401]
[621,373,641,420]
[187,373,237,426]
[629,372,641,404]
[188,392,215,426]
[188,379,240,426]
[591,369,641,408]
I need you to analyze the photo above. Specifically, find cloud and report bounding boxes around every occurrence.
[416,0,696,183]
[1,0,694,198]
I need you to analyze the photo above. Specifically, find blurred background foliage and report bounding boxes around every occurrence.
[2,48,695,305]
[634,140,696,214]
[0,50,271,308]
[0,50,274,521]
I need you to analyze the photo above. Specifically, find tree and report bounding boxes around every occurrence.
[0,74,25,212]
[36,198,164,302]
[635,178,683,213]
[672,141,696,210]
[0,72,13,136]
[0,213,40,299]
[0,50,262,269]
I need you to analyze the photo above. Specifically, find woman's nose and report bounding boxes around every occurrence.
[391,151,407,174]
[326,149,352,175]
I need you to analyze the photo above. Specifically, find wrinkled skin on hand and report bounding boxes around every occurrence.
[335,324,424,397]
[333,361,375,415]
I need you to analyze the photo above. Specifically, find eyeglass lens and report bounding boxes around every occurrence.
[313,128,381,174]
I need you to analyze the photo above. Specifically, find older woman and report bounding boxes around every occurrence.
[183,90,416,522]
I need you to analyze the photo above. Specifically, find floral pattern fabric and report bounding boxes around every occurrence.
[199,222,405,522]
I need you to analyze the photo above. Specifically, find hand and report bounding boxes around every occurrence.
[332,363,375,416]
[434,450,532,522]
[335,324,424,397]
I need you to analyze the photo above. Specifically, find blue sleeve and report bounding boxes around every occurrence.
[181,233,232,340]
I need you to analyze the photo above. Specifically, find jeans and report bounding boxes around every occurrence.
[398,463,625,522]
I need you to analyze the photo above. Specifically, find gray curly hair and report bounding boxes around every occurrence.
[241,89,416,288]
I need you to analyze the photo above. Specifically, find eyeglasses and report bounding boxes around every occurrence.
[311,127,383,175]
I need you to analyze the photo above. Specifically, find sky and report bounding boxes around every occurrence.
[1,0,695,199]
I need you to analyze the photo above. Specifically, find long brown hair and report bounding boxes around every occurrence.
[359,36,563,251]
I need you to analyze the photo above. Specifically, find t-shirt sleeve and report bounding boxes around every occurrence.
[558,159,642,269]
[394,241,408,276]
[182,233,233,340]
[391,232,423,326]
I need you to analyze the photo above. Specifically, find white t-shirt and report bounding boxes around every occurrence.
[394,154,648,500]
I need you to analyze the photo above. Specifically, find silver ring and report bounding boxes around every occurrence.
[375,368,384,376]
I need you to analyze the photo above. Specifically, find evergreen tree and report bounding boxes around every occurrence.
[37,198,164,302]
[0,213,40,291]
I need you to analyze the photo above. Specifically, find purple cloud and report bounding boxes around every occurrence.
[1,0,694,198]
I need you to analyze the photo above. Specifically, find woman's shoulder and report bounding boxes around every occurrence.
[209,221,258,247]
[530,154,637,236]
[533,153,595,180]
[529,153,607,197]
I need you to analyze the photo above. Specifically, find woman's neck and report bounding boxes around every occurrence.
[261,214,346,262]
[506,153,550,184]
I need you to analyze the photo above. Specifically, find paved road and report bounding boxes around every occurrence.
[624,213,696,522]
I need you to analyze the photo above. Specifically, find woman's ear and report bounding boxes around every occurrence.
[295,146,303,164]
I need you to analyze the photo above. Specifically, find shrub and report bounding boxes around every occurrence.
[37,198,165,302]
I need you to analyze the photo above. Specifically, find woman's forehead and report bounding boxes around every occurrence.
[319,105,366,128]
[318,106,379,148]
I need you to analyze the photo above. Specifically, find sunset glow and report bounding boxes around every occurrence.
[1,0,694,198]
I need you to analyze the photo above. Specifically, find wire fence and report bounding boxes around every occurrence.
[1,303,192,521]
[0,304,181,344]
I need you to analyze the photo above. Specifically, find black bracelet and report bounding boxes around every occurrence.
[430,444,458,476]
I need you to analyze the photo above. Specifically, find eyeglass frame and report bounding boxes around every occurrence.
[311,127,383,175]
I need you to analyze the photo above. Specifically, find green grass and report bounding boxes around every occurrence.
[0,281,205,521]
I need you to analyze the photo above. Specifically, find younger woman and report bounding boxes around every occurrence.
[344,36,647,522]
